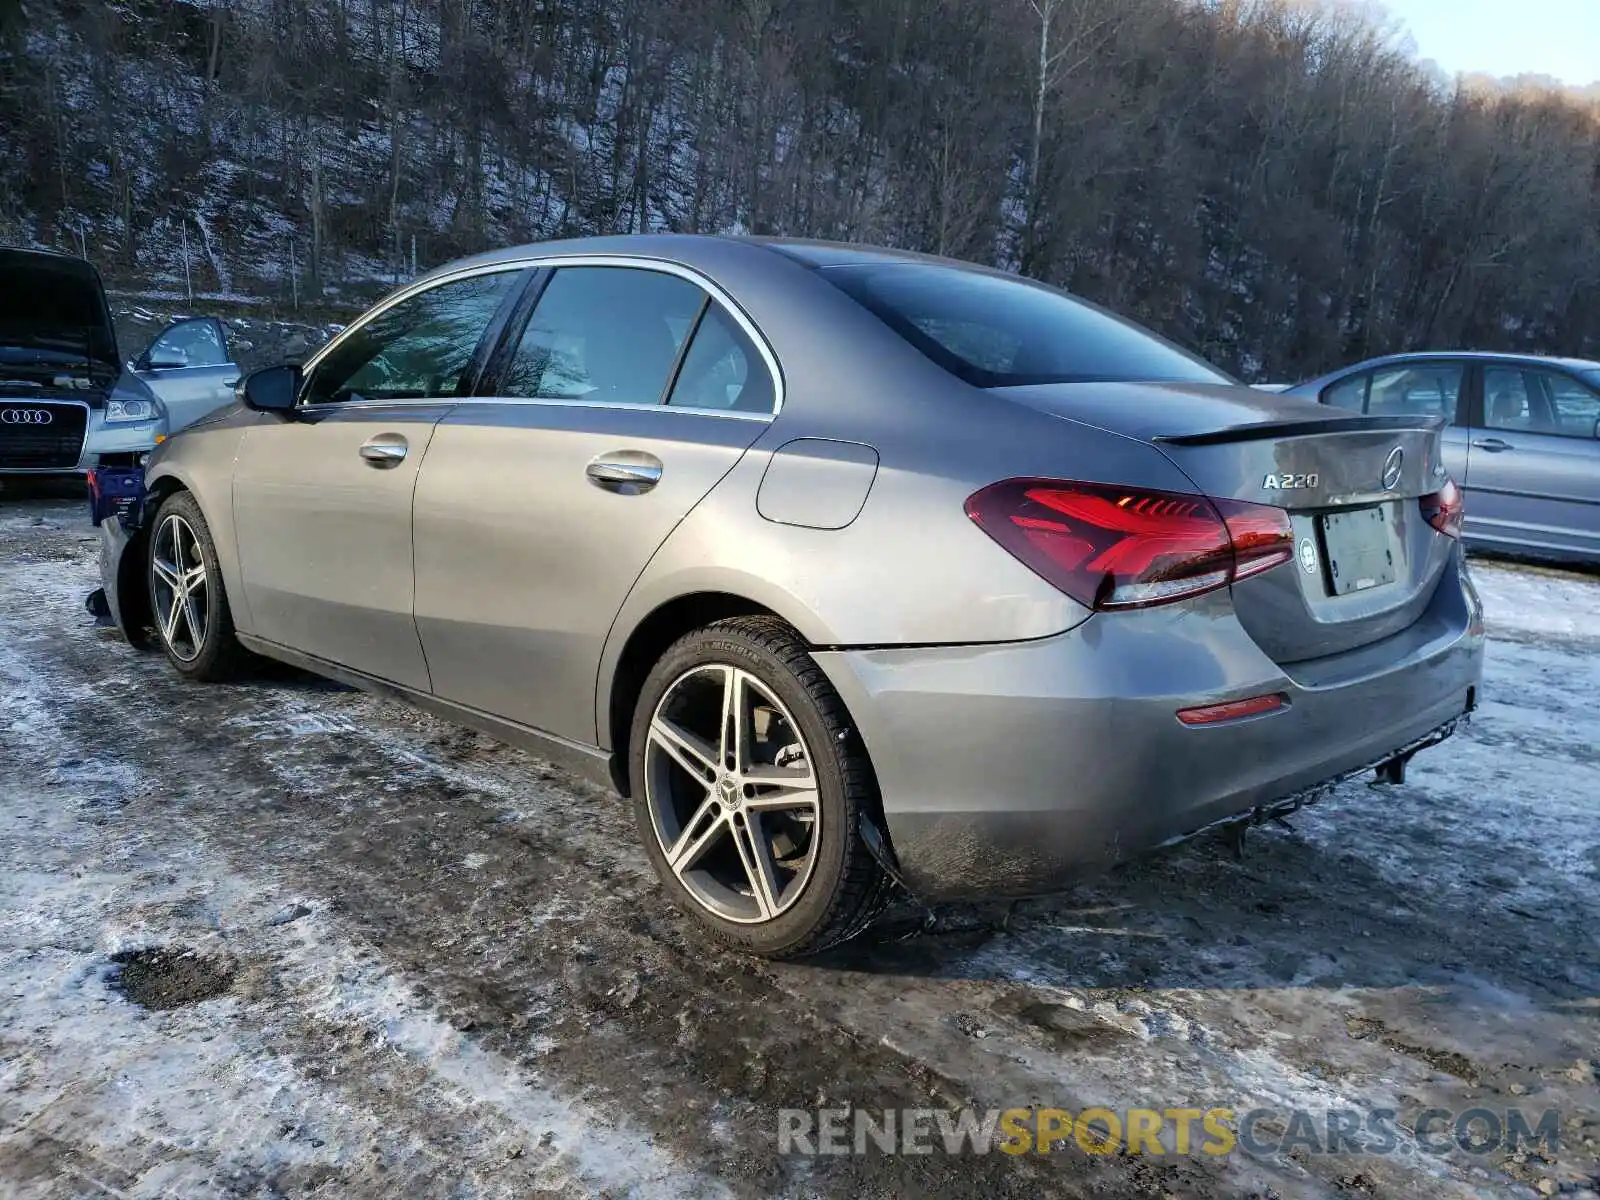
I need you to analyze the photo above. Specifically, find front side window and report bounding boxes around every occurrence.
[1483,368,1532,431]
[1366,364,1462,420]
[501,267,705,405]
[822,263,1233,389]
[1484,366,1600,438]
[146,317,230,369]
[304,271,520,404]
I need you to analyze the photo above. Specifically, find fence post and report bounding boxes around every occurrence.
[181,220,194,304]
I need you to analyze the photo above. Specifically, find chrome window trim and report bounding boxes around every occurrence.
[297,254,784,421]
[296,262,529,409]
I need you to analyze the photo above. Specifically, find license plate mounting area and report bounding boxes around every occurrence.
[1318,504,1398,596]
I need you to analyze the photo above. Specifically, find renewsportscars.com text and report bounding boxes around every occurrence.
[777,1106,1563,1159]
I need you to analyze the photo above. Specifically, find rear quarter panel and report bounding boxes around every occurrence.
[594,258,1217,747]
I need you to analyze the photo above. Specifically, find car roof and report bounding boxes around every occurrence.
[1328,350,1600,374]
[412,233,993,287]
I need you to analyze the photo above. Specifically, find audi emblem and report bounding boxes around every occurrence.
[0,408,55,425]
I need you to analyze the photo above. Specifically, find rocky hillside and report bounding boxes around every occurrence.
[2,0,1598,380]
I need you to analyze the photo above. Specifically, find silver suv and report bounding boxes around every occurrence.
[0,247,239,475]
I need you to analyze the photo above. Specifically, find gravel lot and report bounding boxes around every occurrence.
[1,492,1597,1199]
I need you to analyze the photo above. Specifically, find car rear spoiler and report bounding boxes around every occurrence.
[1154,413,1446,447]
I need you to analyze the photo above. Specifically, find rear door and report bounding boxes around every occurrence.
[232,268,526,689]
[412,260,778,744]
[133,317,240,432]
[1467,363,1600,558]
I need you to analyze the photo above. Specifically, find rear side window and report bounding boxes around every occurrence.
[1367,364,1462,420]
[497,265,777,414]
[1542,372,1600,436]
[666,306,774,414]
[822,263,1232,388]
[1323,374,1368,412]
[501,267,704,405]
[306,271,520,404]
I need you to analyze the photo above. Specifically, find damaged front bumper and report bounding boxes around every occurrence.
[87,465,154,647]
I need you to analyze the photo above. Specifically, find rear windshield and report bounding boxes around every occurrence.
[822,262,1233,389]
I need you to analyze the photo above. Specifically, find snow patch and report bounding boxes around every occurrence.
[1470,559,1600,642]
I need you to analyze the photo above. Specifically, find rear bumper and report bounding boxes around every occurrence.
[815,555,1485,901]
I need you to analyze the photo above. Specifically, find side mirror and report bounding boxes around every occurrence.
[145,349,189,370]
[240,364,303,415]
[1593,416,1600,441]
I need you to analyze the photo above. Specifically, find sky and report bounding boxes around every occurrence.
[1379,0,1600,86]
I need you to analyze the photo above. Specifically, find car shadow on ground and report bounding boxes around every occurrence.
[1468,548,1599,579]
[137,632,1596,1017]
[809,812,1592,1009]
[0,477,86,503]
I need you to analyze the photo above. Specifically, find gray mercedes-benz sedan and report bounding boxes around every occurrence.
[98,235,1485,958]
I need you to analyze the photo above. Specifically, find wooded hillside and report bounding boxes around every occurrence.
[1,0,1597,379]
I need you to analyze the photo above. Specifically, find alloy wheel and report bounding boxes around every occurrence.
[645,664,821,924]
[151,514,208,662]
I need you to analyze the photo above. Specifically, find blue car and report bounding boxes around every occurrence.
[1287,352,1600,565]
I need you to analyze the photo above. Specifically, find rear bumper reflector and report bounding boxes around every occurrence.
[1176,694,1286,726]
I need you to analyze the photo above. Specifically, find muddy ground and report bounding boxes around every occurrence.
[0,494,1596,1199]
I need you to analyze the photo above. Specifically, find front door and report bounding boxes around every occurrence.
[1469,364,1600,559]
[230,269,526,688]
[134,317,240,432]
[412,263,778,743]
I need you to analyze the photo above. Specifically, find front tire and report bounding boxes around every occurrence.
[148,491,247,682]
[629,616,888,959]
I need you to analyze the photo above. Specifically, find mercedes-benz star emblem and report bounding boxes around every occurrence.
[0,408,55,425]
[1381,446,1405,491]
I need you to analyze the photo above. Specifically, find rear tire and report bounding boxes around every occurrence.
[629,616,888,959]
[147,491,248,682]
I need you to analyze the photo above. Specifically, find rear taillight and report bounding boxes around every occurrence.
[1420,478,1464,540]
[965,479,1294,611]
